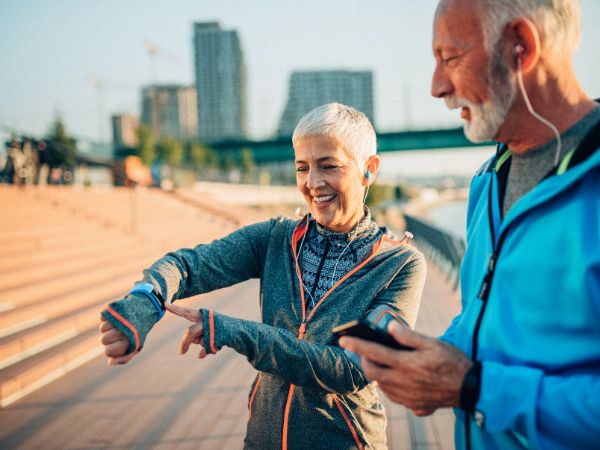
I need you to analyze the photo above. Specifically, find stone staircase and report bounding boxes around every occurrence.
[0,185,239,407]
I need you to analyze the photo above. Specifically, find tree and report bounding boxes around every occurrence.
[220,152,235,172]
[136,125,156,165]
[46,115,77,168]
[186,141,209,167]
[155,136,183,166]
[365,183,394,208]
[240,147,256,182]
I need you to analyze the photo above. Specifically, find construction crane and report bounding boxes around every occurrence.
[142,39,181,84]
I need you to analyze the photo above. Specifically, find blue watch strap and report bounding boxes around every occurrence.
[129,282,165,320]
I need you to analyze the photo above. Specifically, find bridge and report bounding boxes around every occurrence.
[211,126,490,164]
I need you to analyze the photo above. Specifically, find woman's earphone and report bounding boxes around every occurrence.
[365,169,371,181]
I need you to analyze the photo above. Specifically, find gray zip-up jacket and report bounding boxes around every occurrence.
[103,216,426,449]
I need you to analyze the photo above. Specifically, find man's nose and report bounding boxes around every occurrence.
[431,64,453,99]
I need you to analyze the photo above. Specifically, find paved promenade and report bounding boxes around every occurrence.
[0,185,461,449]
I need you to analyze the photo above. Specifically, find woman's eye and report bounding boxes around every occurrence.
[322,165,339,171]
[296,167,308,173]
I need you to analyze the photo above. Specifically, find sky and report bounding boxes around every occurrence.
[1,0,599,145]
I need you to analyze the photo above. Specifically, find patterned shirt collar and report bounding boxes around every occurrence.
[314,207,378,242]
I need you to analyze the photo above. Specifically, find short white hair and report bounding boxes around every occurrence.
[292,103,377,169]
[477,0,581,57]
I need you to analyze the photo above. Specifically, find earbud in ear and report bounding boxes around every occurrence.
[514,44,525,64]
[365,169,371,180]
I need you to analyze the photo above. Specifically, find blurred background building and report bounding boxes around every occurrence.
[193,22,247,143]
[111,113,139,149]
[140,84,197,141]
[277,70,375,137]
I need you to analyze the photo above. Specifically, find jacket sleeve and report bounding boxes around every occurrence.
[363,250,426,329]
[202,309,368,395]
[476,361,600,449]
[142,219,275,301]
[102,219,276,354]
[200,250,427,395]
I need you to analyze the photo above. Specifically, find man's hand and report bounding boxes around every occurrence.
[339,321,472,415]
[165,303,207,359]
[99,315,138,366]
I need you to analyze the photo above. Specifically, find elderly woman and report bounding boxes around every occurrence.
[100,103,425,449]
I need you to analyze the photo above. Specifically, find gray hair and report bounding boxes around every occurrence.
[292,103,377,169]
[477,0,581,57]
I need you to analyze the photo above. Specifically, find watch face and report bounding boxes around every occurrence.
[132,283,154,293]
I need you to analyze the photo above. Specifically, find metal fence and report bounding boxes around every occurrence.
[403,214,466,290]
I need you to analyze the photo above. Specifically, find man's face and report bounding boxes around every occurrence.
[431,0,516,142]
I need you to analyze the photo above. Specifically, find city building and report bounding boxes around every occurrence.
[140,85,197,141]
[193,22,247,143]
[111,113,139,149]
[277,70,375,137]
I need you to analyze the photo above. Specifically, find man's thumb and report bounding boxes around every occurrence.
[388,321,427,350]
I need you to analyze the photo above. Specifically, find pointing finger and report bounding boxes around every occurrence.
[165,303,201,323]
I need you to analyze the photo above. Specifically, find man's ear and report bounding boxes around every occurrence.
[506,18,541,73]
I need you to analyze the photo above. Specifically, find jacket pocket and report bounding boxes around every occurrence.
[247,372,262,421]
[332,394,364,450]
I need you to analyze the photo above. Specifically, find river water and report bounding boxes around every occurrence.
[377,146,496,239]
[428,200,468,238]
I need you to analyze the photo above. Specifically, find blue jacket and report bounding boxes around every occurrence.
[442,135,600,449]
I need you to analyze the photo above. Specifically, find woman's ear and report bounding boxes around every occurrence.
[363,155,381,186]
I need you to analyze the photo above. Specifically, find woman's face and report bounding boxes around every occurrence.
[294,135,370,233]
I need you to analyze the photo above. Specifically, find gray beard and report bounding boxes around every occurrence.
[464,41,516,143]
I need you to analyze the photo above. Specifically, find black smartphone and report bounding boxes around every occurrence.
[332,319,413,351]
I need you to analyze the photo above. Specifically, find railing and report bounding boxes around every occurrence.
[403,214,466,290]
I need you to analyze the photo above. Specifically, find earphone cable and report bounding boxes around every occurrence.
[516,60,562,166]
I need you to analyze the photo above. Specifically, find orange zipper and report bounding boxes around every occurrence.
[281,223,385,449]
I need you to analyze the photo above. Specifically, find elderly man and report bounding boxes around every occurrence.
[341,0,600,449]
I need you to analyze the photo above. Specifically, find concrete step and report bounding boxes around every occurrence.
[0,227,134,256]
[0,269,141,338]
[0,241,158,293]
[0,234,139,273]
[0,303,103,370]
[0,329,103,407]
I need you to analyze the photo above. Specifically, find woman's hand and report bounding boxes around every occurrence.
[99,315,138,366]
[165,303,207,359]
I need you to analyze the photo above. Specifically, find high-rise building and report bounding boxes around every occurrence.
[193,22,247,143]
[277,70,375,137]
[140,85,197,141]
[111,113,139,149]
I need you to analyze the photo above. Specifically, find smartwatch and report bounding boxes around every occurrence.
[129,282,166,320]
